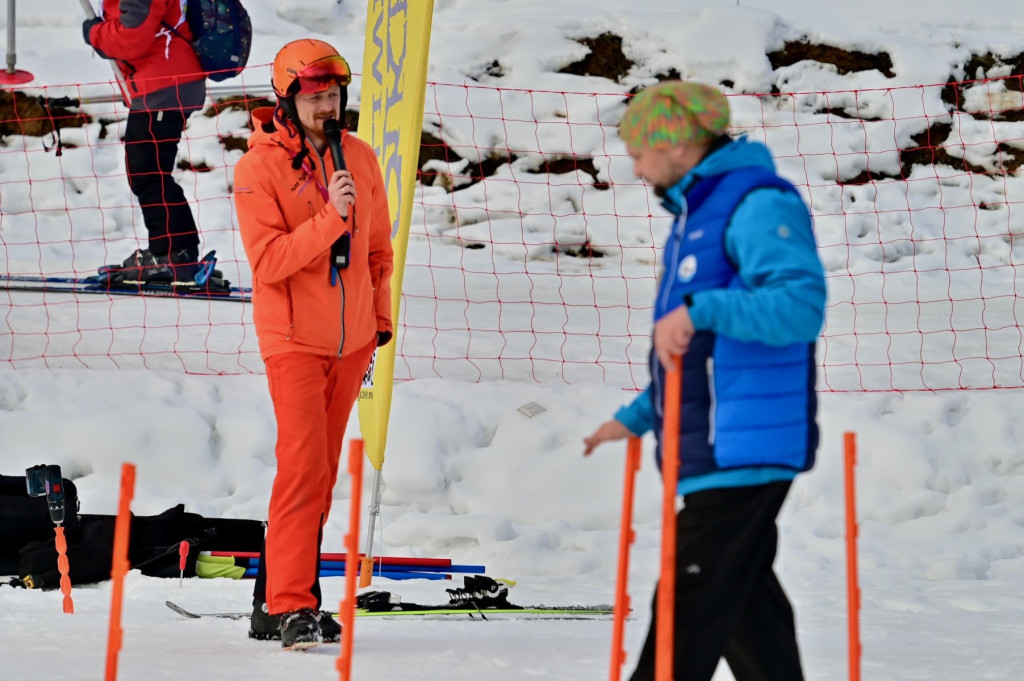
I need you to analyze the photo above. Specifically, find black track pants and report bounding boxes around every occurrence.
[628,480,804,681]
[123,109,199,256]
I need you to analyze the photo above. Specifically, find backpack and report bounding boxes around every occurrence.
[167,0,253,82]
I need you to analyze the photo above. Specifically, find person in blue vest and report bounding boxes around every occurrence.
[583,81,826,681]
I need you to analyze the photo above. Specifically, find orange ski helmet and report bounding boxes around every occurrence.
[272,39,352,98]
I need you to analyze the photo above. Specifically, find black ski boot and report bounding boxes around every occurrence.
[248,599,280,641]
[166,247,202,283]
[317,611,341,643]
[103,249,174,286]
[356,590,402,612]
[98,248,228,291]
[280,608,321,650]
[446,575,513,608]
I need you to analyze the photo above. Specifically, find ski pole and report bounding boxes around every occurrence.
[323,568,449,581]
[2,0,34,84]
[845,432,861,681]
[4,0,17,78]
[76,0,132,107]
[359,466,384,587]
[240,566,451,581]
[342,560,480,574]
[211,550,452,568]
[239,558,482,574]
[105,463,136,681]
[656,355,682,681]
[610,437,642,681]
[323,569,449,581]
[36,82,275,109]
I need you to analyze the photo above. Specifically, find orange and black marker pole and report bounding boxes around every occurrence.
[337,439,365,681]
[105,463,136,681]
[610,437,642,681]
[845,432,861,681]
[656,355,682,681]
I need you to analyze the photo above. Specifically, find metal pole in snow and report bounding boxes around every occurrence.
[1,0,34,84]
[76,0,131,106]
[5,0,16,75]
[358,467,384,587]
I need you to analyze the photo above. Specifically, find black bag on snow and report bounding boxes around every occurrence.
[0,473,80,576]
[15,503,265,589]
[16,517,112,588]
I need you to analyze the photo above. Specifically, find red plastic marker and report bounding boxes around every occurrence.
[178,541,189,587]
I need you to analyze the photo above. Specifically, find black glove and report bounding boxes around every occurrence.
[82,18,114,59]
[81,17,102,47]
[376,330,393,347]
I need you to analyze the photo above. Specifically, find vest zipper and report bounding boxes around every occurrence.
[706,356,716,446]
[658,213,687,318]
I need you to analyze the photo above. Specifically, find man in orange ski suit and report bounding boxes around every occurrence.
[233,38,393,650]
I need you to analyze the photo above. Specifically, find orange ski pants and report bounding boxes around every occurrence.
[262,341,375,615]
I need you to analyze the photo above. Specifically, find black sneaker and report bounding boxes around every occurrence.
[248,600,280,641]
[280,608,321,651]
[317,611,341,643]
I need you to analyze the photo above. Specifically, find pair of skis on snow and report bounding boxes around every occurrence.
[167,578,614,622]
[166,602,610,622]
[0,251,251,303]
[165,600,613,622]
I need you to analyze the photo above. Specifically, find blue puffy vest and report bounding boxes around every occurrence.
[651,166,819,478]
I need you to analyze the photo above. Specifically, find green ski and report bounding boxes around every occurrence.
[166,600,613,621]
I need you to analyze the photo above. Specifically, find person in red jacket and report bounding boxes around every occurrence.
[233,38,394,651]
[82,0,209,287]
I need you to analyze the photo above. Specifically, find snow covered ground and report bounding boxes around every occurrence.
[3,1,1024,679]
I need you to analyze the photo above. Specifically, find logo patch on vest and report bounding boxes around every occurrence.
[677,254,698,282]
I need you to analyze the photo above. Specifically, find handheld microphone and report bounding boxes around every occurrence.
[323,117,351,272]
[323,118,346,171]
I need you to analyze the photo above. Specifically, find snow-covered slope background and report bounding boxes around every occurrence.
[2,1,1024,679]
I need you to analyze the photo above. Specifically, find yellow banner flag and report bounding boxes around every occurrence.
[357,0,435,471]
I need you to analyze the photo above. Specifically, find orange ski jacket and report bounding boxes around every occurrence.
[234,107,394,361]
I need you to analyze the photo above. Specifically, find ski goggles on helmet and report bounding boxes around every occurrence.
[290,55,352,95]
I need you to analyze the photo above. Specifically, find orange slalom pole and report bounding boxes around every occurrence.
[610,436,643,681]
[844,432,861,681]
[54,525,74,613]
[105,462,136,681]
[656,355,682,681]
[337,439,365,681]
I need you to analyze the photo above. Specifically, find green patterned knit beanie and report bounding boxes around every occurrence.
[619,81,731,149]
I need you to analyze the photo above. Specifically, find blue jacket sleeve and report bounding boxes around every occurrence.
[613,385,655,436]
[687,188,826,346]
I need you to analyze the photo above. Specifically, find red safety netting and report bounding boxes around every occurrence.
[3,74,1024,392]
